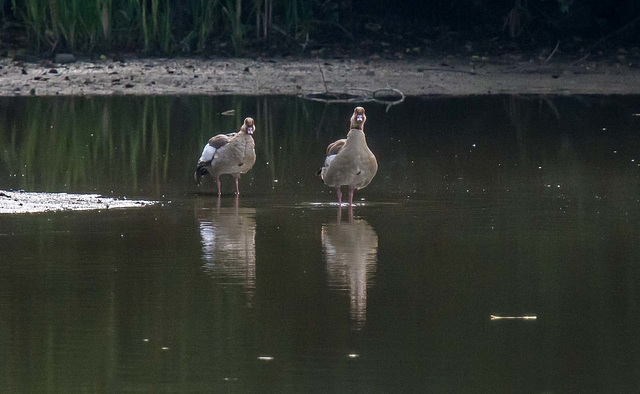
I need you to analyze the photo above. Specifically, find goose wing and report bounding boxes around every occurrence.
[199,132,236,163]
[324,139,346,167]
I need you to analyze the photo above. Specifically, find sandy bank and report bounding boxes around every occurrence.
[2,56,640,97]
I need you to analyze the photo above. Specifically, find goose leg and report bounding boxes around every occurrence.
[336,187,342,206]
[216,177,221,196]
[348,186,355,206]
[235,177,240,195]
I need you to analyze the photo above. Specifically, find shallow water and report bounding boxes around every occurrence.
[1,95,640,392]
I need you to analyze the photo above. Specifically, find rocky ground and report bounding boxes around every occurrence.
[2,52,640,97]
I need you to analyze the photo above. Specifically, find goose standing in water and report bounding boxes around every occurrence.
[319,107,377,205]
[195,117,256,195]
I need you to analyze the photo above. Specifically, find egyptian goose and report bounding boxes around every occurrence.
[195,117,256,195]
[319,107,378,205]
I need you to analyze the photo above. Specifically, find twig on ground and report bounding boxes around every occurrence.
[571,53,590,66]
[300,33,309,54]
[317,62,329,93]
[543,41,560,65]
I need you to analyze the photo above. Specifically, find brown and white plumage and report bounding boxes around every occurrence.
[320,107,377,205]
[195,117,256,195]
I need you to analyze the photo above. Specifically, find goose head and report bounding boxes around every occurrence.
[241,117,255,135]
[350,107,366,130]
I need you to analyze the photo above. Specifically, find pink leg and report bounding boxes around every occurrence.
[348,186,355,206]
[235,177,240,195]
[216,177,221,196]
[336,187,342,206]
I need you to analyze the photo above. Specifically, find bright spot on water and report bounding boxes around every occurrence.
[161,347,170,350]
[490,315,537,320]
[143,338,149,342]
[348,354,359,359]
[258,356,274,361]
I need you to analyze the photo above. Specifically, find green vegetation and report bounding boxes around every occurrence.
[1,0,326,56]
[1,1,638,57]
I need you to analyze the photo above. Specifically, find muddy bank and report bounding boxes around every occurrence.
[2,56,640,97]
[0,190,156,214]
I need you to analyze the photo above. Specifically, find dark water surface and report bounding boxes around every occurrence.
[1,95,640,392]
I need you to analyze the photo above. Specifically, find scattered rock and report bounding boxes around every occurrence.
[372,88,403,101]
[55,53,76,64]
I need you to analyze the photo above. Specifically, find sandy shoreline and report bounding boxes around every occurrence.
[2,56,640,97]
[0,190,156,214]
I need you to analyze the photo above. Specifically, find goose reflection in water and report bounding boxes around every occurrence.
[322,207,378,330]
[197,196,256,304]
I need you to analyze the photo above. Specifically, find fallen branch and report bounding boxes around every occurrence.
[373,87,405,112]
[303,86,406,112]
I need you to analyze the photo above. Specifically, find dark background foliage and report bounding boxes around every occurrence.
[0,0,638,57]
